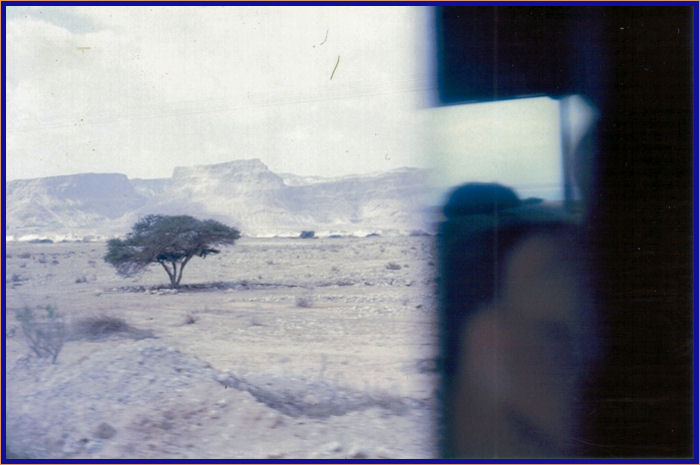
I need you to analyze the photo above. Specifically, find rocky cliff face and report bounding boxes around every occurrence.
[6,173,148,240]
[6,160,437,240]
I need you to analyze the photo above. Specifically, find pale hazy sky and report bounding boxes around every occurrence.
[6,5,564,200]
[6,6,434,181]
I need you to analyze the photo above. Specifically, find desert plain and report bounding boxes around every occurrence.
[4,235,438,459]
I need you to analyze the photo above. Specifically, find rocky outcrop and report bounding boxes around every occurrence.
[7,159,437,240]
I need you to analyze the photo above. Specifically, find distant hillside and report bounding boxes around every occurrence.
[6,159,439,241]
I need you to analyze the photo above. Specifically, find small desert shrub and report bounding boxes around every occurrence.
[14,305,66,364]
[70,316,153,341]
[300,230,315,239]
[250,315,265,327]
[10,273,22,283]
[37,256,47,264]
[75,276,88,284]
[18,252,31,259]
[385,262,402,271]
[183,312,198,325]
[295,295,314,308]
[79,315,129,333]
[29,238,53,244]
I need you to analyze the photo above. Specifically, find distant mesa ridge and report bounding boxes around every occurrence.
[7,159,437,241]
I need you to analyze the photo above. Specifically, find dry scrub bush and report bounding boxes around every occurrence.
[70,315,153,341]
[14,305,66,364]
[183,312,198,325]
[295,295,314,308]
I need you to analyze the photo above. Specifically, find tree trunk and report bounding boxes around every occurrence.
[170,261,180,289]
[175,255,193,288]
[160,261,178,289]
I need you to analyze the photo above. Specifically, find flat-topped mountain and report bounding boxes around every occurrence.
[6,159,438,241]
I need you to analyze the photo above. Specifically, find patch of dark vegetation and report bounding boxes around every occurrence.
[365,233,381,238]
[111,280,302,293]
[316,280,357,288]
[299,230,316,239]
[295,295,314,308]
[75,276,88,284]
[69,316,154,342]
[18,252,31,259]
[28,239,54,244]
[385,262,402,271]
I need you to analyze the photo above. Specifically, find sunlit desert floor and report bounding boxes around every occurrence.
[5,236,439,459]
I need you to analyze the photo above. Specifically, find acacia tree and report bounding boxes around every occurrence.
[105,215,241,289]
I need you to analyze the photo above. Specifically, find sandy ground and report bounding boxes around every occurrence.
[4,236,439,459]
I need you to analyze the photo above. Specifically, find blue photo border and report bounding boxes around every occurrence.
[1,1,698,464]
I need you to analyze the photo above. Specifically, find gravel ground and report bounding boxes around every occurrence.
[5,236,439,459]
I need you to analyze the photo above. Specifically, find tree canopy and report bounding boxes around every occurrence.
[105,215,240,289]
